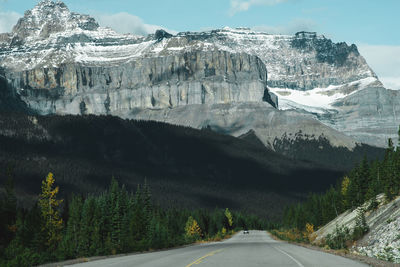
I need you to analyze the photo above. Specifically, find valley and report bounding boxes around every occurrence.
[0,0,399,266]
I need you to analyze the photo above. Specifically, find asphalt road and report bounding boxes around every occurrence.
[71,231,368,267]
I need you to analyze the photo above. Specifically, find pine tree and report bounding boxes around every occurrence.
[142,180,153,227]
[148,211,169,249]
[130,185,144,245]
[365,161,381,202]
[358,156,371,201]
[38,172,63,251]
[283,206,295,228]
[109,178,122,252]
[79,196,96,256]
[118,185,129,252]
[62,194,83,258]
[22,204,44,252]
[346,166,364,208]
[0,173,17,250]
[353,208,369,240]
[130,183,152,249]
[383,140,397,200]
[90,198,102,255]
[97,193,111,253]
[304,194,320,227]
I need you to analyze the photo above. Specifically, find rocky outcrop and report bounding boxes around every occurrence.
[324,86,400,147]
[313,194,400,263]
[7,51,273,115]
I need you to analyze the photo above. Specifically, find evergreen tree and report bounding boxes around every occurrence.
[79,196,96,256]
[21,204,44,252]
[383,142,397,200]
[148,211,169,249]
[0,173,17,251]
[365,161,381,202]
[109,178,122,251]
[353,208,369,240]
[97,193,111,254]
[61,194,83,258]
[359,156,370,199]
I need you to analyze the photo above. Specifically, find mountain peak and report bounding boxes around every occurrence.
[34,0,68,10]
[10,0,99,45]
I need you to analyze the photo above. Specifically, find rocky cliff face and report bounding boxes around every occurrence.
[0,67,30,113]
[168,29,377,91]
[0,0,396,148]
[6,51,271,115]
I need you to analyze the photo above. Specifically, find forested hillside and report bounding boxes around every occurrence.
[0,112,359,218]
[277,131,400,251]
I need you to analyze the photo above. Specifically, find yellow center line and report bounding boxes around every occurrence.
[185,249,224,267]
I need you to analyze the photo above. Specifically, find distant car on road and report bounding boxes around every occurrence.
[243,230,249,234]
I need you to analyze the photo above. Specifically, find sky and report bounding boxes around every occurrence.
[0,0,399,89]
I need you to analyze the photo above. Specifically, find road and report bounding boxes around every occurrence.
[71,231,368,267]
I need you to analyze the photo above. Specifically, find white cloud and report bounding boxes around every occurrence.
[93,12,176,36]
[0,11,20,33]
[252,18,317,35]
[229,0,290,15]
[358,44,400,90]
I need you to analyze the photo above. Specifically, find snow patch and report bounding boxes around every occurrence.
[270,77,380,113]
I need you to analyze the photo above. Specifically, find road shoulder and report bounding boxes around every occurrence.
[268,231,399,267]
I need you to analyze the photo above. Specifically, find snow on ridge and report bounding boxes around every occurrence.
[74,40,154,64]
[270,77,381,113]
[0,0,380,99]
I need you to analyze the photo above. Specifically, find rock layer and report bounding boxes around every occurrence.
[6,51,272,115]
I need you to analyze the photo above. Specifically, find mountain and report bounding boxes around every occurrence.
[1,0,397,151]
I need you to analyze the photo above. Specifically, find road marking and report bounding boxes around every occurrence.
[185,249,223,267]
[274,246,305,267]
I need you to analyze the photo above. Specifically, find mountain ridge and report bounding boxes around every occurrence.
[0,0,398,148]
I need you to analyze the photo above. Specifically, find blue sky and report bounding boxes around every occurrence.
[0,0,399,89]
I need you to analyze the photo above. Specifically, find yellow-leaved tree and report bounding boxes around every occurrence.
[184,216,202,240]
[224,208,233,229]
[305,222,315,242]
[38,172,64,250]
[341,176,350,207]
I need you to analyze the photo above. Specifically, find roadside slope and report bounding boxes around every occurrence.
[313,194,400,263]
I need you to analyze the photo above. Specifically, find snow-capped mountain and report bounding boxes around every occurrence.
[1,0,399,148]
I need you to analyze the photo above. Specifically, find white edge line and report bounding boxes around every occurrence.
[273,246,305,267]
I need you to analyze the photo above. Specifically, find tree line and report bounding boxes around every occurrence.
[282,130,400,231]
[0,173,266,266]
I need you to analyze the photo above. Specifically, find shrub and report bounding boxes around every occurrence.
[325,224,351,249]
